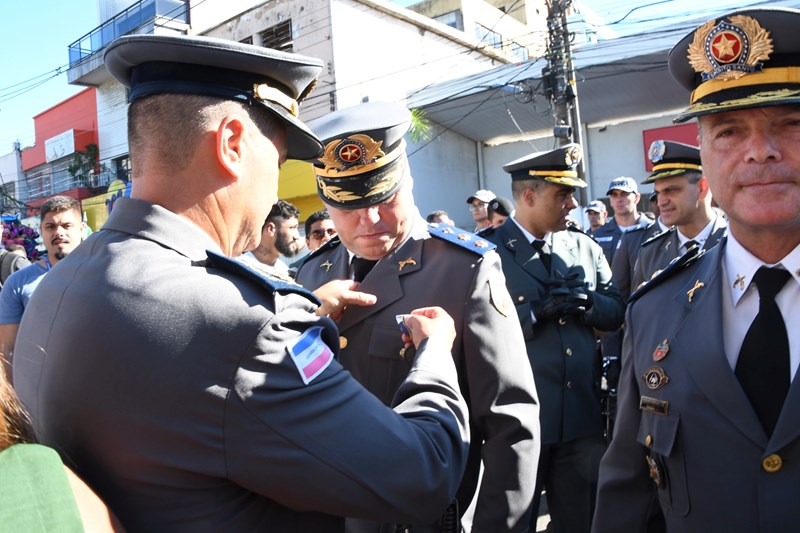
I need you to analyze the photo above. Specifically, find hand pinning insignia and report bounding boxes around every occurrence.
[687,280,705,302]
[321,260,333,272]
[398,258,416,271]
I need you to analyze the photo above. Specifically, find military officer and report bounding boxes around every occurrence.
[631,140,727,291]
[11,34,473,532]
[296,101,540,533]
[481,145,625,533]
[594,8,800,532]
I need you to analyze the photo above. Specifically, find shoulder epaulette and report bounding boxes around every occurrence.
[641,227,675,248]
[628,245,704,304]
[204,250,320,305]
[428,223,496,256]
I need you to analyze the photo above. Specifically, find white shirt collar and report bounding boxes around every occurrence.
[724,231,800,306]
[511,216,551,246]
[676,213,717,249]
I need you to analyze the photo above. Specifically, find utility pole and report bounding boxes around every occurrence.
[543,0,587,206]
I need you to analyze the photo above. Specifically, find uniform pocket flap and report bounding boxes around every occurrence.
[637,410,679,456]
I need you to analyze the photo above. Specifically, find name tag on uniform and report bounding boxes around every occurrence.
[640,395,669,415]
[595,236,613,242]
[288,326,333,384]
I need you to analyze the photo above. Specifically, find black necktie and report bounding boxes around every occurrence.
[735,267,792,436]
[684,239,698,252]
[351,257,377,282]
[531,240,551,271]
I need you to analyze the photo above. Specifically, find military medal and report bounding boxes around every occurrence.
[642,366,669,390]
[687,280,705,302]
[652,339,670,361]
[645,455,666,488]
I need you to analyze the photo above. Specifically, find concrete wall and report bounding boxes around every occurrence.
[97,81,130,162]
[407,124,480,229]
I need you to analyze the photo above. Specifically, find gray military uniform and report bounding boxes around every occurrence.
[297,215,540,533]
[591,213,652,266]
[631,215,727,291]
[594,240,800,532]
[13,198,471,532]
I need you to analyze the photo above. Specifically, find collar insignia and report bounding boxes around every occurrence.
[687,15,773,82]
[320,260,333,272]
[733,273,746,291]
[506,238,517,248]
[398,258,416,271]
[687,280,705,302]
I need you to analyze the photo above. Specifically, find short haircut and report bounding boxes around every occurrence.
[684,171,703,185]
[426,210,449,223]
[511,178,547,199]
[267,200,300,227]
[128,94,281,175]
[40,195,81,220]
[304,209,331,235]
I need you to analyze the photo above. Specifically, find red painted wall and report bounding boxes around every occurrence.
[21,88,98,171]
[642,123,699,171]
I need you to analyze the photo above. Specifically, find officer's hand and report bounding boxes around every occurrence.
[403,307,456,351]
[532,294,573,322]
[566,285,594,313]
[314,279,377,321]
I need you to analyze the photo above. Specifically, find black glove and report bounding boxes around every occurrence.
[532,286,593,322]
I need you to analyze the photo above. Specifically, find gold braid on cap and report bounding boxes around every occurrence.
[651,162,702,172]
[253,83,300,117]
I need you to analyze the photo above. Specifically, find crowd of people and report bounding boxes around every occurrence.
[1,6,798,533]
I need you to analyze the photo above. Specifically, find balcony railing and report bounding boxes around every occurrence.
[68,0,189,68]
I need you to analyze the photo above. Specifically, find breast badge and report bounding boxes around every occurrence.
[652,339,670,362]
[642,366,670,390]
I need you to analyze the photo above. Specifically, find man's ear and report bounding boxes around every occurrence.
[522,186,537,207]
[215,115,247,182]
[697,176,711,199]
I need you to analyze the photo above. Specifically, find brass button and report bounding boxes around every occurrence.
[645,435,652,447]
[517,296,525,302]
[762,454,782,473]
[339,336,348,349]
[558,317,567,325]
[565,348,573,356]
[566,381,572,389]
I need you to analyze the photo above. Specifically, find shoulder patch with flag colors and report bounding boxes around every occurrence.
[287,326,333,384]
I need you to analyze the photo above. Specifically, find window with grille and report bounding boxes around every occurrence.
[476,24,502,50]
[260,20,293,52]
[240,36,253,45]
[434,10,463,31]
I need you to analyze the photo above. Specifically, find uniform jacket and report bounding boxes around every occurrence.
[12,198,471,533]
[296,216,540,533]
[483,219,625,446]
[610,221,665,302]
[592,213,653,266]
[594,240,800,532]
[631,215,727,292]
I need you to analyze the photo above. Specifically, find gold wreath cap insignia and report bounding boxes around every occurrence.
[687,15,773,82]
[319,134,385,174]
